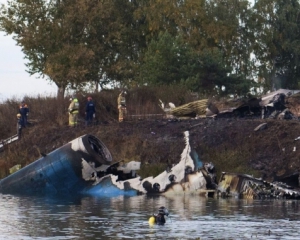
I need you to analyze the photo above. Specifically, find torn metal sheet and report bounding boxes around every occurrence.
[218,172,300,199]
[260,89,300,107]
[158,89,300,119]
[83,131,212,197]
[0,134,113,195]
[212,89,300,118]
[259,89,300,119]
[209,97,262,119]
[0,132,215,197]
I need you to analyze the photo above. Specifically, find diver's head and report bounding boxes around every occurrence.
[158,206,169,216]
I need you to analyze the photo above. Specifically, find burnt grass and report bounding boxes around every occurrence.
[1,87,300,187]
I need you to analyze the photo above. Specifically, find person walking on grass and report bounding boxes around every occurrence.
[85,96,96,126]
[68,96,80,127]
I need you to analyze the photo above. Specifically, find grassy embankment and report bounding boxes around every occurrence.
[0,86,259,179]
[0,86,195,177]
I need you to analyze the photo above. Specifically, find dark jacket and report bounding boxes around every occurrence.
[19,103,29,116]
[85,100,96,114]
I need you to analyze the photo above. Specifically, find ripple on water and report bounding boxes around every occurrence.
[0,194,300,239]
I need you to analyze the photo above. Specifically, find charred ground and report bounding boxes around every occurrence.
[1,87,300,188]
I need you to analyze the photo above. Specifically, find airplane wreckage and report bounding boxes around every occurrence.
[159,88,300,120]
[1,131,300,199]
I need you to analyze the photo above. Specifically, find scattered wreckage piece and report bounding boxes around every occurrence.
[88,131,216,197]
[285,92,300,116]
[212,89,300,119]
[140,131,216,196]
[254,123,268,132]
[160,97,261,119]
[216,97,262,118]
[169,99,208,118]
[159,99,219,119]
[259,89,299,107]
[217,172,300,199]
[0,134,19,152]
[0,132,217,197]
[260,89,300,120]
[159,88,300,120]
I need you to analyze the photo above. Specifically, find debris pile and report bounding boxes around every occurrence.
[217,172,300,199]
[161,89,300,120]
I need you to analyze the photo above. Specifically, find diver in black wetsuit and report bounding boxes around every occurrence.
[149,206,169,225]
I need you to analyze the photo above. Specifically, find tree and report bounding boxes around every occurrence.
[138,32,194,86]
[253,0,300,90]
[186,48,254,96]
[136,0,257,94]
[0,0,96,99]
[139,32,252,96]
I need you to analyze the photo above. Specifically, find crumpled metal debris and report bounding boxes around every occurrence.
[217,172,300,199]
[260,89,300,119]
[162,89,300,120]
[0,132,218,197]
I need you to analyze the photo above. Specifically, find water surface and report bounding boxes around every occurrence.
[0,194,299,239]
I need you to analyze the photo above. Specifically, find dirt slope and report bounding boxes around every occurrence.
[2,116,300,187]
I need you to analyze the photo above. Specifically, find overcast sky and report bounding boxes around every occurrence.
[0,1,57,102]
[0,32,57,102]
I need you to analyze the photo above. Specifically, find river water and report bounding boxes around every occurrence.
[0,193,299,240]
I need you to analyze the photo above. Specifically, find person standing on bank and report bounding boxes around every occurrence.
[85,96,95,126]
[117,91,127,122]
[17,113,24,139]
[19,101,29,127]
[68,96,80,127]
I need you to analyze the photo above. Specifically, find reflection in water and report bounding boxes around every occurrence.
[0,194,300,239]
